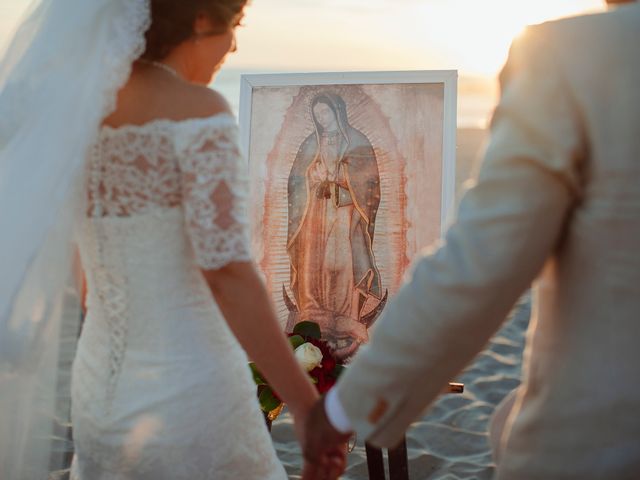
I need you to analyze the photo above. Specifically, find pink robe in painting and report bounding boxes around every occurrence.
[286,93,383,359]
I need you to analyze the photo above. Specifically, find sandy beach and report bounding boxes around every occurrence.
[270,127,533,479]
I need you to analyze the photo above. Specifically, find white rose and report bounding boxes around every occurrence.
[294,342,323,372]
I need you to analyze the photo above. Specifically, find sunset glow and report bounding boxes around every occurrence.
[226,0,604,76]
[1,0,606,76]
[407,0,605,75]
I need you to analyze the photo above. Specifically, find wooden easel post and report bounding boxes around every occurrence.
[363,436,410,480]
[365,442,386,480]
[388,438,409,479]
[364,382,464,480]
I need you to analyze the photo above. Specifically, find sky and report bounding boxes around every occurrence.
[228,0,604,75]
[1,0,605,77]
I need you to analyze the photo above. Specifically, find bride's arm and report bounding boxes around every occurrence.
[200,263,318,419]
[176,99,343,474]
[178,115,318,414]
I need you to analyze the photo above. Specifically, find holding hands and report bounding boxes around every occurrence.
[299,396,351,480]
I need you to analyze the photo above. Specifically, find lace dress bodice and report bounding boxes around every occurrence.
[71,114,285,480]
[87,113,251,268]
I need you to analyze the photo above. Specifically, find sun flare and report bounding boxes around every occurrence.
[408,0,605,76]
[2,0,606,77]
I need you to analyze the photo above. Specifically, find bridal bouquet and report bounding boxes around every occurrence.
[249,321,346,421]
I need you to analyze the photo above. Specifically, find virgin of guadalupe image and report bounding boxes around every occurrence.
[285,92,388,359]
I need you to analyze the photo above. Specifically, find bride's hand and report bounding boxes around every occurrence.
[293,399,349,480]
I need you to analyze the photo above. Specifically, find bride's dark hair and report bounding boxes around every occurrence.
[141,0,247,61]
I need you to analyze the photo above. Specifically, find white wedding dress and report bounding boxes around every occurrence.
[70,113,286,479]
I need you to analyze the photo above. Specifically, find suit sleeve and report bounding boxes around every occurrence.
[335,24,586,448]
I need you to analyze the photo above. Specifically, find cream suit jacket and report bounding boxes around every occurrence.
[336,5,640,479]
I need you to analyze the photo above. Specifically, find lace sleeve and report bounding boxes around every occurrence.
[176,115,252,270]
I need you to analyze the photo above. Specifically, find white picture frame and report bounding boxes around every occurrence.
[239,70,457,359]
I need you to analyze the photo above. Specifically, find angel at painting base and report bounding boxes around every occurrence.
[285,92,388,360]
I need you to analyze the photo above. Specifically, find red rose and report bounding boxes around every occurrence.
[322,355,336,373]
[310,366,337,394]
[288,329,342,394]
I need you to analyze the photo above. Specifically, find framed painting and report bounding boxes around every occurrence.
[239,71,457,360]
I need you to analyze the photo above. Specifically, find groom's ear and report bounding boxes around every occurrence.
[367,399,389,424]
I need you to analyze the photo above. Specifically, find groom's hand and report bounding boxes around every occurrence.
[301,396,352,480]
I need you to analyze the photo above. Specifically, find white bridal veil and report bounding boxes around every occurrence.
[0,0,150,478]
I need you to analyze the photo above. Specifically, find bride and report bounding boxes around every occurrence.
[0,0,343,479]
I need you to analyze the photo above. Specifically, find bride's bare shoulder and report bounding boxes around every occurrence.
[169,81,231,121]
[103,66,231,128]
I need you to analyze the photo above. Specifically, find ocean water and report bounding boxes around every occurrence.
[211,68,498,130]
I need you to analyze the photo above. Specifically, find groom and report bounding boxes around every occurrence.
[302,1,640,478]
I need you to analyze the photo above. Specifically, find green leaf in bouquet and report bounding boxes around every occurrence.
[288,334,305,350]
[249,362,267,386]
[331,364,346,379]
[292,321,321,340]
[258,386,282,413]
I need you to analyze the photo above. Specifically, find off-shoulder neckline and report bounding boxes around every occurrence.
[99,112,236,137]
